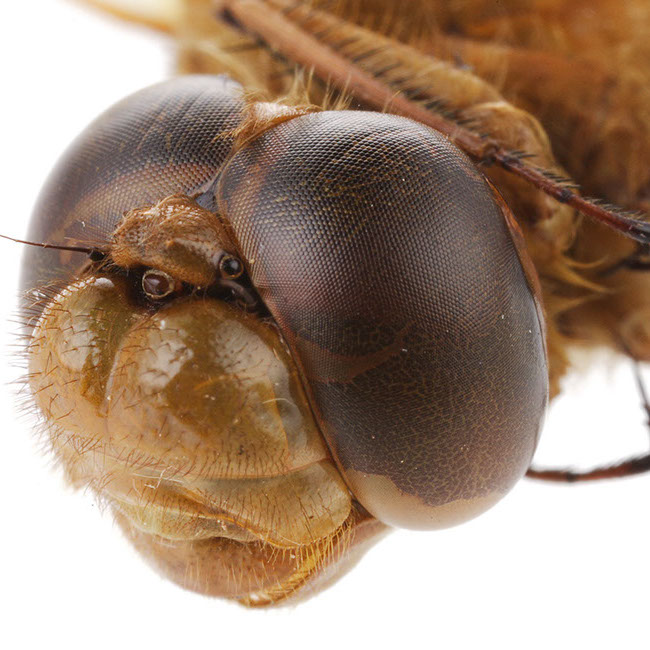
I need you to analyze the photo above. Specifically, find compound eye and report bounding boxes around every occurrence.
[219,255,244,279]
[142,269,177,299]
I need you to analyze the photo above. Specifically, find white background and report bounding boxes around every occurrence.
[2,2,649,649]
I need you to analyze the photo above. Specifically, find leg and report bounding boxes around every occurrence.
[526,455,650,482]
[527,359,650,482]
[220,0,650,245]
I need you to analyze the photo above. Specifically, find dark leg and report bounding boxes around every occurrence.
[526,455,650,482]
[219,0,650,246]
[527,359,650,482]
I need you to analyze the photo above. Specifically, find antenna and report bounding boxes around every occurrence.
[0,234,107,260]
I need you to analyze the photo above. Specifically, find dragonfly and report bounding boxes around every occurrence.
[11,0,650,608]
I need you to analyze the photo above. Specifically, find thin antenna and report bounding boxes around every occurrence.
[0,234,106,260]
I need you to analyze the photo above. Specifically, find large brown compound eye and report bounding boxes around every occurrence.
[218,110,549,530]
[142,269,177,299]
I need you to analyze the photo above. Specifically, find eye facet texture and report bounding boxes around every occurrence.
[218,111,549,528]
